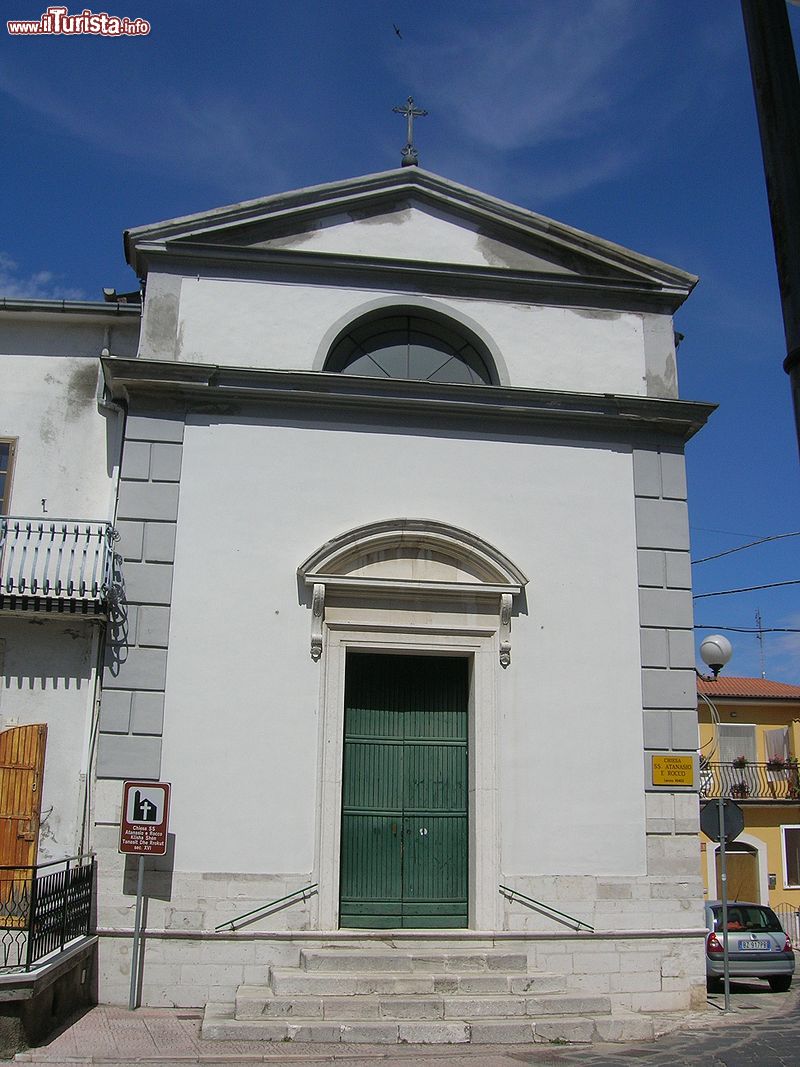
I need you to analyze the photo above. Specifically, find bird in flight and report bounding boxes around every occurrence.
[393,24,402,38]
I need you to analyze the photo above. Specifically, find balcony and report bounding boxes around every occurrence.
[700,760,800,802]
[0,855,95,972]
[0,517,117,617]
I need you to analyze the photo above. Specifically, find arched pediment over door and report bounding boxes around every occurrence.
[297,518,528,666]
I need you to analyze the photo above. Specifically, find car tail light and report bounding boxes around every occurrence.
[783,935,793,953]
[707,932,724,954]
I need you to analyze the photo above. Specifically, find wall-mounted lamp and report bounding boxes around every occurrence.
[699,634,733,679]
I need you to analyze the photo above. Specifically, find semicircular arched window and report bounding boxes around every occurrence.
[325,314,494,385]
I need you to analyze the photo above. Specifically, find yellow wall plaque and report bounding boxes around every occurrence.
[652,755,694,787]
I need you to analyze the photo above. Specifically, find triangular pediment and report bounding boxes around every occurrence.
[125,168,696,295]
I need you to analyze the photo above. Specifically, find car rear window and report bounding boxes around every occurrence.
[711,905,783,933]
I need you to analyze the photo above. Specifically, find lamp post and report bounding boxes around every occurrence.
[699,635,734,1011]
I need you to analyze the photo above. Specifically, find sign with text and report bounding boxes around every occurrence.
[119,781,171,855]
[651,755,695,788]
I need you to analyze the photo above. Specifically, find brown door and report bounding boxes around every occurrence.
[0,725,47,918]
[716,845,760,902]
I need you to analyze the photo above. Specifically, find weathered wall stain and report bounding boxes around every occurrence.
[65,362,99,421]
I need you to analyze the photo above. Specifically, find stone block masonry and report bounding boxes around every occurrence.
[96,410,184,781]
[633,444,698,758]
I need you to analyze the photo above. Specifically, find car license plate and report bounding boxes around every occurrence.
[737,939,771,950]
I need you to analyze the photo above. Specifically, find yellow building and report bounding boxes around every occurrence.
[698,675,800,942]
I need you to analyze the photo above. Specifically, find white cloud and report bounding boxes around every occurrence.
[769,612,800,683]
[0,66,292,196]
[0,252,86,300]
[411,0,642,153]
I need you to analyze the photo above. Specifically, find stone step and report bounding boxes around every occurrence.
[235,986,611,1022]
[204,1003,639,1045]
[299,948,528,973]
[267,968,566,998]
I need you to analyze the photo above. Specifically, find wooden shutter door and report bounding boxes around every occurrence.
[340,654,467,929]
[0,724,47,870]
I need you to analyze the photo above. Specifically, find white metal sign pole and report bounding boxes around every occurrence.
[128,855,145,1011]
[717,796,732,1013]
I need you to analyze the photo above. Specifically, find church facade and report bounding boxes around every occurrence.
[3,166,714,1034]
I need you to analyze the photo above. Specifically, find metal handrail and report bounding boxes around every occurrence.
[700,760,800,801]
[215,883,318,932]
[0,517,117,609]
[499,884,594,932]
[0,854,95,972]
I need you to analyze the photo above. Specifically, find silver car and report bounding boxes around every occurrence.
[705,901,795,992]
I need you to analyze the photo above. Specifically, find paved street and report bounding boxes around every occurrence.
[8,981,800,1066]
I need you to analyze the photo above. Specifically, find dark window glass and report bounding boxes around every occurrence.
[0,440,14,514]
[712,904,783,932]
[328,316,492,385]
[784,827,800,887]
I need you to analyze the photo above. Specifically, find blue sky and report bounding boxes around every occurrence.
[2,0,799,680]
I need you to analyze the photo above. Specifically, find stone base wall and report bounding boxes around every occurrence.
[95,931,706,1013]
[93,790,706,1013]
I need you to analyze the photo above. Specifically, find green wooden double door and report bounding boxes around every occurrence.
[339,653,468,928]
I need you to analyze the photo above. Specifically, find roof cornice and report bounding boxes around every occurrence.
[131,243,689,314]
[101,357,715,441]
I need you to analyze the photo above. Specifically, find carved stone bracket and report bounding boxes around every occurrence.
[310,583,325,661]
[499,592,512,668]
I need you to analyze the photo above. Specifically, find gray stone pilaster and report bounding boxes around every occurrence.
[97,411,184,779]
[633,445,698,765]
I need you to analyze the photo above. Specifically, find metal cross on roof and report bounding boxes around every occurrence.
[392,96,428,167]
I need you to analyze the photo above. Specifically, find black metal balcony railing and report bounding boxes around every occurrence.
[700,761,800,802]
[0,855,95,972]
[0,518,117,615]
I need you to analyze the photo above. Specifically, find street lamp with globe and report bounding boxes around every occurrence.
[697,633,736,1012]
[699,634,733,679]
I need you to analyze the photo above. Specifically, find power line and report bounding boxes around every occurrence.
[694,624,800,633]
[693,579,800,599]
[691,526,766,537]
[692,530,800,564]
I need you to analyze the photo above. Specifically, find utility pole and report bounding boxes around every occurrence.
[740,1,800,460]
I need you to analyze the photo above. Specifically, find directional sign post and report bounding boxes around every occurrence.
[119,782,171,1010]
[700,798,744,1014]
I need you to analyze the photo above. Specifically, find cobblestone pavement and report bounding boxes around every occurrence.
[9,982,800,1066]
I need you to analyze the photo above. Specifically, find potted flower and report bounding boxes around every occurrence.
[766,754,787,772]
[731,780,750,799]
[732,755,748,769]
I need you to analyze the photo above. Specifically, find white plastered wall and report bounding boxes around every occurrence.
[0,352,119,520]
[160,414,646,906]
[167,276,648,396]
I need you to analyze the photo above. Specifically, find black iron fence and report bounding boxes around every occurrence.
[700,760,800,802]
[0,855,95,971]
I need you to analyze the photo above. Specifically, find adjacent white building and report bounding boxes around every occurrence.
[3,167,715,1042]
[0,302,137,865]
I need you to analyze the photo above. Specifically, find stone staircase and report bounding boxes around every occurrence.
[202,946,656,1045]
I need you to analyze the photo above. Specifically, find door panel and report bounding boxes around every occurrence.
[716,847,760,903]
[339,654,467,928]
[0,724,47,922]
